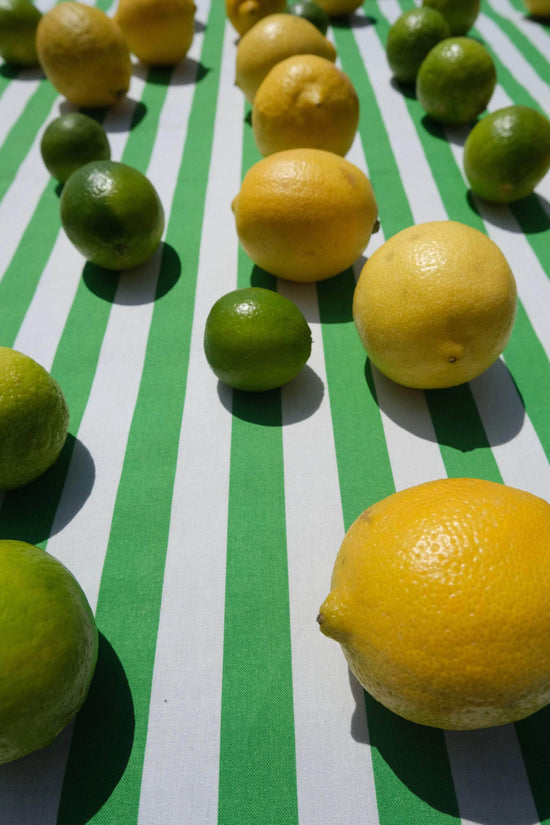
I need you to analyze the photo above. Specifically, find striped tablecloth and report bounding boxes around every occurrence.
[1,0,550,822]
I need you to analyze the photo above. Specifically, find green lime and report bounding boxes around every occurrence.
[0,539,97,764]
[40,113,111,184]
[204,286,312,392]
[422,0,480,35]
[386,7,451,85]
[416,37,496,126]
[464,105,550,203]
[0,0,41,66]
[0,347,69,490]
[59,160,165,271]
[287,0,329,34]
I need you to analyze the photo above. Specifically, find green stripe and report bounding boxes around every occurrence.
[480,0,550,89]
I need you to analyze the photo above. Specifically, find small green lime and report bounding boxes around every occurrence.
[386,7,451,85]
[204,286,312,392]
[59,160,165,271]
[0,539,97,764]
[464,105,550,203]
[287,0,329,34]
[422,0,480,35]
[0,347,69,490]
[40,113,111,184]
[0,0,41,66]
[416,37,496,126]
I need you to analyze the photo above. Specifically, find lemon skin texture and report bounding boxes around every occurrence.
[252,54,359,157]
[0,347,69,490]
[416,37,496,126]
[225,0,287,35]
[232,148,378,283]
[422,0,480,35]
[0,0,42,66]
[204,287,312,392]
[235,13,336,103]
[40,113,111,184]
[115,0,196,66]
[60,160,165,271]
[464,105,550,203]
[353,220,517,389]
[524,0,550,15]
[386,7,451,85]
[36,2,132,108]
[0,540,98,763]
[318,477,550,730]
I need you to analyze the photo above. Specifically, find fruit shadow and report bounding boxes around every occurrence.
[132,56,210,86]
[329,12,377,28]
[363,357,525,451]
[0,434,95,546]
[0,63,43,81]
[466,190,550,234]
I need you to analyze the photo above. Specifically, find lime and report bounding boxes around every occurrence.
[422,0,480,35]
[416,37,496,126]
[287,0,329,34]
[463,105,550,203]
[0,0,41,66]
[203,287,312,391]
[0,539,97,764]
[386,7,451,85]
[40,113,111,184]
[59,160,165,271]
[0,347,69,490]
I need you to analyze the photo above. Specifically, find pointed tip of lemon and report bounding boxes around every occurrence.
[317,592,350,643]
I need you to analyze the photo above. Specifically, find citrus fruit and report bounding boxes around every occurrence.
[232,148,379,283]
[36,1,132,108]
[318,477,550,730]
[463,105,550,203]
[204,287,312,391]
[235,12,336,103]
[386,7,451,85]
[114,0,196,66]
[0,347,69,490]
[0,539,97,763]
[40,113,111,184]
[353,220,516,389]
[0,0,41,66]
[416,37,496,126]
[422,0,480,34]
[59,160,165,271]
[524,0,550,15]
[287,0,329,34]
[314,0,363,16]
[252,54,359,156]
[225,0,287,35]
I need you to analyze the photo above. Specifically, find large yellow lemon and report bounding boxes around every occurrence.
[114,0,196,66]
[318,478,550,730]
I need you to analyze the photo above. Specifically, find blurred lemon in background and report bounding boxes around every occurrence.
[225,0,286,35]
[523,0,550,15]
[115,0,196,66]
[314,0,364,16]
[287,0,329,33]
[0,0,41,66]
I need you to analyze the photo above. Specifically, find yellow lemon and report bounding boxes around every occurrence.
[225,0,286,36]
[232,147,378,282]
[235,13,336,103]
[353,220,516,388]
[0,347,69,490]
[524,0,550,15]
[36,1,132,108]
[314,0,364,16]
[0,539,97,763]
[114,0,196,66]
[318,478,550,730]
[252,54,359,156]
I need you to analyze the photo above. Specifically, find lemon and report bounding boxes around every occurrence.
[235,12,336,103]
[40,113,111,184]
[0,347,69,490]
[114,0,196,66]
[353,220,516,389]
[0,0,41,66]
[314,0,363,16]
[463,105,550,204]
[252,54,359,156]
[232,148,378,283]
[524,0,550,16]
[225,0,287,35]
[60,160,165,271]
[416,37,496,126]
[318,477,550,730]
[287,0,329,34]
[385,7,451,85]
[0,539,97,763]
[204,287,312,391]
[36,1,132,108]
[422,0,480,35]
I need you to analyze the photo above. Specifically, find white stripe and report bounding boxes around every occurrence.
[485,0,550,57]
